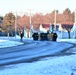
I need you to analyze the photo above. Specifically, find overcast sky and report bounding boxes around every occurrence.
[0,0,76,16]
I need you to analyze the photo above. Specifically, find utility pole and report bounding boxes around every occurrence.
[28,9,33,38]
[15,12,17,38]
[74,9,76,38]
[75,9,76,26]
[54,10,56,30]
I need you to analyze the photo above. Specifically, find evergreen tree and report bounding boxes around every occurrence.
[2,12,15,36]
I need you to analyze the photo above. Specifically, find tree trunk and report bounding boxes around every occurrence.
[68,30,70,39]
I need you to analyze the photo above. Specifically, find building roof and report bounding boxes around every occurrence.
[42,24,50,28]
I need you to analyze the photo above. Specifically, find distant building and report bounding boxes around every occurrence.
[39,23,61,33]
[40,24,50,33]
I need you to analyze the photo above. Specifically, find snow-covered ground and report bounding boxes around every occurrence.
[0,37,76,75]
[0,39,23,48]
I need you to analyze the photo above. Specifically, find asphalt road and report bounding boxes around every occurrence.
[0,38,74,66]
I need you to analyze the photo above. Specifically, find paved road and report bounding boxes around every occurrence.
[0,38,73,66]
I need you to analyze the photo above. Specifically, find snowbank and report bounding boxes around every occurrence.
[0,39,23,48]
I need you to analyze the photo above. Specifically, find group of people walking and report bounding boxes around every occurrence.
[32,32,58,41]
[19,31,58,42]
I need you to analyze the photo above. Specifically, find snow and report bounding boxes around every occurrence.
[57,38,76,44]
[0,37,76,75]
[0,39,23,48]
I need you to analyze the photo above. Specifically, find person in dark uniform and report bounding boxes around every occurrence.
[20,32,24,41]
[32,33,39,40]
[52,33,58,41]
